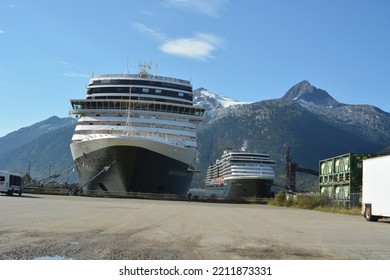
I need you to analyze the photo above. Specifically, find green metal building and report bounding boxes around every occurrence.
[319,153,376,207]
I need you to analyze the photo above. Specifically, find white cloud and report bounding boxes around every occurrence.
[161,33,223,60]
[58,61,77,68]
[64,71,91,79]
[164,0,229,17]
[58,61,90,78]
[131,22,223,61]
[0,29,4,34]
[130,22,166,41]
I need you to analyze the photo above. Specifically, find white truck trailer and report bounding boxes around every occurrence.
[0,170,24,196]
[362,155,390,221]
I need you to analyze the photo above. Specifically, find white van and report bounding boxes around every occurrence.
[0,170,24,196]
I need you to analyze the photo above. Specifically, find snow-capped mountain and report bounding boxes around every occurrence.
[193,88,250,123]
[193,87,244,109]
[281,81,390,144]
[192,82,390,147]
[281,80,339,107]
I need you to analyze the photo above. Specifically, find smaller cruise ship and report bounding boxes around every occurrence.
[190,141,275,199]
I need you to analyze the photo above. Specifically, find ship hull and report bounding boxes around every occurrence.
[191,178,273,199]
[71,136,195,195]
[224,178,273,197]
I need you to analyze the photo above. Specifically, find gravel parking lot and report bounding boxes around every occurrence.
[0,194,389,260]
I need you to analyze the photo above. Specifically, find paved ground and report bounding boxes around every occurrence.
[0,194,389,260]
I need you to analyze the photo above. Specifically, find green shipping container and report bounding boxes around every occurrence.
[319,153,376,207]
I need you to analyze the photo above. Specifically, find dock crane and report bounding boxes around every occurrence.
[285,147,319,192]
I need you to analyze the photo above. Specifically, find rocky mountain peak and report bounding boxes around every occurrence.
[282,80,339,107]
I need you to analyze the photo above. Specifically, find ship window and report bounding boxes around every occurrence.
[142,88,149,93]
[155,89,162,94]
[178,92,184,97]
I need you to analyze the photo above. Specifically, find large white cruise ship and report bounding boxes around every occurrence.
[69,63,205,195]
[190,141,275,198]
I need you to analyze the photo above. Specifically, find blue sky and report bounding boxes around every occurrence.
[0,0,389,137]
